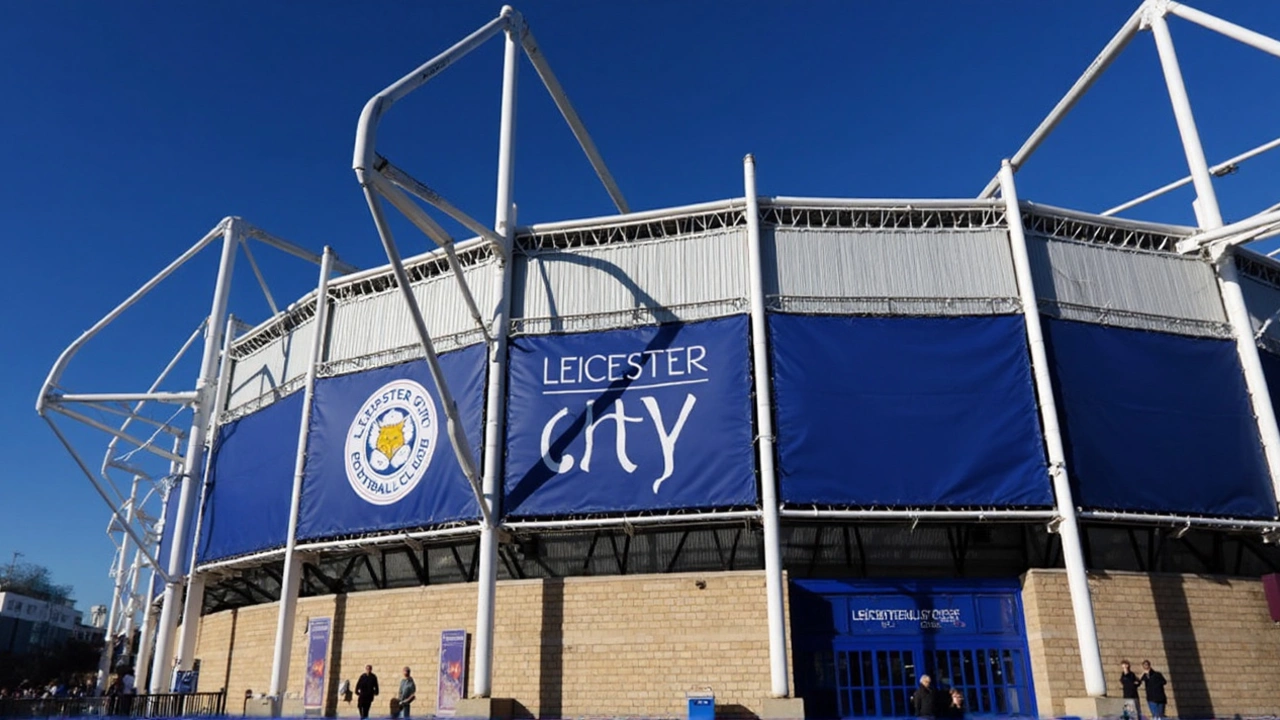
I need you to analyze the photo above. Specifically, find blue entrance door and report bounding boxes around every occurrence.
[791,579,1037,718]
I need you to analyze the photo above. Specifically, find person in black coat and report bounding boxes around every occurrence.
[910,675,939,718]
[1119,660,1141,719]
[1139,660,1168,720]
[355,665,380,720]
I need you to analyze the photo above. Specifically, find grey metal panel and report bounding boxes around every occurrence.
[768,227,1019,314]
[513,228,749,333]
[225,317,316,412]
[1242,275,1280,349]
[1027,235,1229,337]
[327,257,498,364]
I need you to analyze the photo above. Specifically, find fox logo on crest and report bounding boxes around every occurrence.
[344,379,438,505]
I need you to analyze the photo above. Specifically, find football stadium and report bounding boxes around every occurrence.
[35,2,1280,719]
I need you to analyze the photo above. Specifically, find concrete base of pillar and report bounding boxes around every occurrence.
[454,697,514,720]
[760,697,806,719]
[1063,696,1128,719]
[242,696,276,717]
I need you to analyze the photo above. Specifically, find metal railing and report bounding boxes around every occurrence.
[0,691,226,718]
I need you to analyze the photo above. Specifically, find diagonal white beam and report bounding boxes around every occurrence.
[46,405,186,464]
[521,28,630,213]
[43,416,173,584]
[244,224,360,275]
[1103,135,1280,216]
[356,185,491,527]
[377,155,507,250]
[239,236,280,316]
[37,219,229,415]
[370,173,494,340]
[978,3,1148,198]
[1169,2,1280,60]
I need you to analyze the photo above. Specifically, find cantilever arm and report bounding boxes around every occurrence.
[37,219,229,415]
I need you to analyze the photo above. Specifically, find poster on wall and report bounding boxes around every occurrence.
[504,316,757,516]
[304,617,332,714]
[436,629,468,716]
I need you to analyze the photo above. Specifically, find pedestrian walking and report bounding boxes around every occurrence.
[355,665,379,720]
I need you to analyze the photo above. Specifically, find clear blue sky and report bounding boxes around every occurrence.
[4,1,1280,612]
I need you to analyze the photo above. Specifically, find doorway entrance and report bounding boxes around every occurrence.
[791,579,1037,718]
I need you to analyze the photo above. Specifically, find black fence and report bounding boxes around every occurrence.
[0,691,226,718]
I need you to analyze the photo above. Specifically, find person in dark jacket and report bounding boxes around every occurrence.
[355,665,379,720]
[1140,660,1168,720]
[910,675,939,718]
[1119,660,1141,719]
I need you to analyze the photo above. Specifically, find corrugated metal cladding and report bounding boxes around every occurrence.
[1027,235,1230,338]
[1241,274,1280,350]
[327,257,498,364]
[225,317,316,412]
[512,227,749,334]
[766,227,1019,316]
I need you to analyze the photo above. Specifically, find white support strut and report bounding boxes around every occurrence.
[474,14,522,700]
[1148,7,1280,511]
[175,313,240,681]
[149,219,239,691]
[743,155,790,699]
[268,247,336,709]
[1000,161,1107,698]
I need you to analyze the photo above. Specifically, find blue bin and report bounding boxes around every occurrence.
[686,691,715,720]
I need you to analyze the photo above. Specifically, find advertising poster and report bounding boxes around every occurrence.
[436,629,468,716]
[304,617,332,714]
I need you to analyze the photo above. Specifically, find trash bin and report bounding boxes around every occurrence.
[686,689,715,720]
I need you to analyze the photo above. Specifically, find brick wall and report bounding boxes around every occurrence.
[193,570,789,718]
[1021,569,1280,718]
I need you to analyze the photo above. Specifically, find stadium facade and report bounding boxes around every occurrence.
[37,2,1280,718]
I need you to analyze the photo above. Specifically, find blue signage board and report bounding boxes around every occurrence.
[297,344,486,541]
[504,316,757,516]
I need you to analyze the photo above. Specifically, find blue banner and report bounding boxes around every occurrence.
[304,617,331,713]
[436,629,467,716]
[297,344,486,541]
[771,314,1052,507]
[504,316,756,516]
[197,392,303,563]
[1044,318,1275,518]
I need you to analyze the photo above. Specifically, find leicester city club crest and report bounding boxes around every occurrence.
[344,379,439,505]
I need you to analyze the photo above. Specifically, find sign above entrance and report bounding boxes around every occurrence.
[842,593,1016,636]
[847,596,970,635]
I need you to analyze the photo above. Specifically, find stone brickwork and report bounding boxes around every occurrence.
[1021,569,1280,718]
[193,570,790,718]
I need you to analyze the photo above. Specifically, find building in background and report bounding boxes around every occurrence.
[0,591,100,656]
